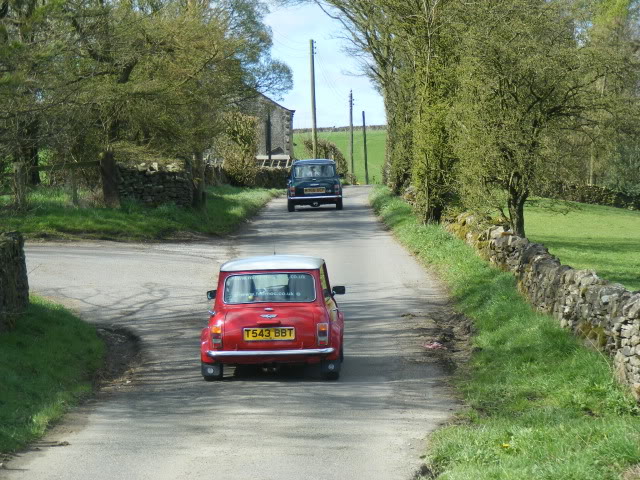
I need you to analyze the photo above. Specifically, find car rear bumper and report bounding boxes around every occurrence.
[206,347,335,358]
[289,195,341,201]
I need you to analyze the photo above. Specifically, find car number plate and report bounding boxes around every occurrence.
[243,327,295,341]
[304,187,325,194]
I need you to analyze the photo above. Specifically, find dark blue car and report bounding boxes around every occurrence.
[286,159,343,212]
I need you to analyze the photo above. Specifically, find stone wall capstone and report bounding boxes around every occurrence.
[117,162,194,207]
[445,213,640,400]
[0,232,29,331]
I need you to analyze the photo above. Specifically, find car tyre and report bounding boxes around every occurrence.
[287,200,295,212]
[202,362,223,381]
[336,199,343,210]
[320,357,341,381]
[322,370,340,381]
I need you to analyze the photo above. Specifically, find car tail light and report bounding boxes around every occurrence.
[334,182,341,194]
[317,323,329,346]
[211,325,222,346]
[289,185,295,195]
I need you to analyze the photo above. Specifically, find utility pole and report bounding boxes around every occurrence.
[349,90,354,177]
[310,39,318,158]
[266,110,272,161]
[362,111,369,185]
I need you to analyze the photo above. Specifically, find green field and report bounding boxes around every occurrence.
[0,297,104,453]
[371,186,640,480]
[525,199,640,291]
[0,185,280,241]
[293,129,387,184]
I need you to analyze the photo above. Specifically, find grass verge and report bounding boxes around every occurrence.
[525,198,640,291]
[370,186,640,480]
[0,297,105,454]
[0,185,280,241]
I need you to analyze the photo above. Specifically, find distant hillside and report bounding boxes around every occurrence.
[293,128,387,184]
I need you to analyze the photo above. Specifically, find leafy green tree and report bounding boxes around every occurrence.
[450,0,638,236]
[283,0,460,221]
[1,0,292,207]
[280,0,640,231]
[0,0,72,201]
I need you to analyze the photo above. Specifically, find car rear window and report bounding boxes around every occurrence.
[224,273,316,304]
[293,164,335,178]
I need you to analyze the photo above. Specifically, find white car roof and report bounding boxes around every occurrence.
[220,255,325,272]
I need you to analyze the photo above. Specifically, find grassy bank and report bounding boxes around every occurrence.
[0,297,104,453]
[370,186,640,480]
[525,198,640,291]
[294,129,386,184]
[0,185,280,241]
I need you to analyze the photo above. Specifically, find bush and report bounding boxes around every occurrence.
[301,138,348,174]
[212,111,260,187]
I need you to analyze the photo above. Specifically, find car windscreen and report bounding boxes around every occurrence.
[293,164,336,178]
[223,273,316,304]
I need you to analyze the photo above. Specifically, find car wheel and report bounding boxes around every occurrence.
[202,362,223,381]
[287,200,295,212]
[336,199,343,210]
[320,358,341,381]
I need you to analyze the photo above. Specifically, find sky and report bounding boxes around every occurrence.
[263,1,386,129]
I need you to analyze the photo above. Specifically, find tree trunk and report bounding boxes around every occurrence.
[13,162,27,210]
[100,149,120,207]
[508,194,527,237]
[192,151,206,209]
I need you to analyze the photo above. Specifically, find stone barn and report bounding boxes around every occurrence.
[242,93,295,158]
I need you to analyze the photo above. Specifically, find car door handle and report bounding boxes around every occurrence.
[331,308,339,312]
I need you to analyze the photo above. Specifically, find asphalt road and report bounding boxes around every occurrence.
[3,186,456,480]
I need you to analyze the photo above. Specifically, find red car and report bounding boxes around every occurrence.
[200,255,346,381]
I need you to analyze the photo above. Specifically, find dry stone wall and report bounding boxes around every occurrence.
[445,213,640,400]
[117,162,194,207]
[0,232,29,331]
[205,164,289,189]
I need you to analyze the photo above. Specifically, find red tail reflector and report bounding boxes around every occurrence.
[317,323,329,346]
[211,325,222,345]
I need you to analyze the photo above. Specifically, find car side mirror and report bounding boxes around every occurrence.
[206,289,217,300]
[339,173,345,178]
[332,286,346,295]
